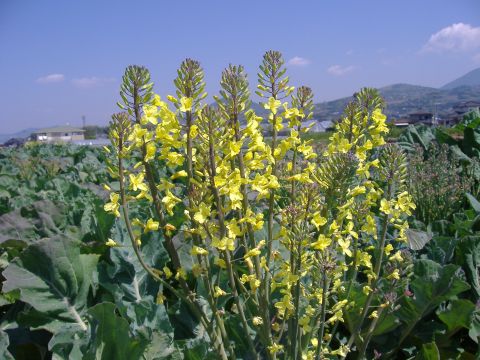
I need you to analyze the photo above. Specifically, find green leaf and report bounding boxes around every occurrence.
[49,324,89,360]
[462,127,480,157]
[469,310,480,343]
[0,211,37,245]
[414,342,440,360]
[456,237,480,298]
[397,124,436,152]
[437,299,476,332]
[85,302,149,360]
[372,312,401,336]
[143,331,182,360]
[450,145,472,164]
[2,235,99,330]
[466,193,480,213]
[424,236,457,265]
[98,218,168,306]
[396,260,470,348]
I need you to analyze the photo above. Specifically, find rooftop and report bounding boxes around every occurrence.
[33,126,85,134]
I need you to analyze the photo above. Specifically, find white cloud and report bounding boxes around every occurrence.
[36,73,65,84]
[287,56,311,67]
[422,23,480,53]
[72,77,115,88]
[346,49,354,56]
[327,65,355,76]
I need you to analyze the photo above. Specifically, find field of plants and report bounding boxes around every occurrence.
[0,52,479,360]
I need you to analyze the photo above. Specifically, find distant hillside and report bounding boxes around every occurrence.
[0,128,37,144]
[442,68,480,90]
[4,67,480,141]
[314,83,480,122]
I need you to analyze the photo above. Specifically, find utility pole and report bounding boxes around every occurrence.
[82,115,86,129]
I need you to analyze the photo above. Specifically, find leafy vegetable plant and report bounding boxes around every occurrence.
[103,52,415,359]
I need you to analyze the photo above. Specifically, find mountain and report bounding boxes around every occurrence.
[314,83,480,122]
[442,68,480,90]
[3,69,480,141]
[0,128,37,144]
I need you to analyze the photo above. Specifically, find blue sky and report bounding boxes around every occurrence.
[0,0,479,133]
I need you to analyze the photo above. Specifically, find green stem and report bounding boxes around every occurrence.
[207,117,259,359]
[315,273,329,360]
[117,150,228,360]
[343,211,390,358]
[357,307,384,359]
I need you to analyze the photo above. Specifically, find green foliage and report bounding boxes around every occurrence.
[85,302,149,360]
[0,77,479,360]
[3,236,99,331]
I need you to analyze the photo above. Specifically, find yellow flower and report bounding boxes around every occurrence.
[350,185,366,197]
[361,214,377,238]
[338,237,352,257]
[104,192,120,217]
[105,238,118,247]
[166,151,184,167]
[336,138,352,153]
[252,317,263,326]
[345,221,359,239]
[274,295,294,316]
[156,292,166,304]
[189,124,198,138]
[144,218,159,232]
[142,105,158,125]
[175,268,187,280]
[190,246,208,256]
[179,97,193,112]
[311,212,327,229]
[214,257,226,269]
[268,343,284,354]
[144,142,156,162]
[129,173,148,192]
[163,266,173,279]
[227,221,243,238]
[228,140,242,157]
[363,285,372,295]
[380,199,391,215]
[245,248,261,258]
[387,269,400,280]
[298,316,312,332]
[389,250,403,262]
[214,286,227,298]
[372,108,387,124]
[152,94,162,106]
[326,310,344,324]
[264,97,281,115]
[192,264,203,277]
[194,202,210,224]
[331,345,349,357]
[384,243,394,256]
[369,310,378,319]
[396,191,416,215]
[164,223,176,231]
[161,191,181,215]
[167,95,178,103]
[170,170,188,180]
[311,234,332,251]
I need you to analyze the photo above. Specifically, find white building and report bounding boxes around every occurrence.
[33,126,85,142]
